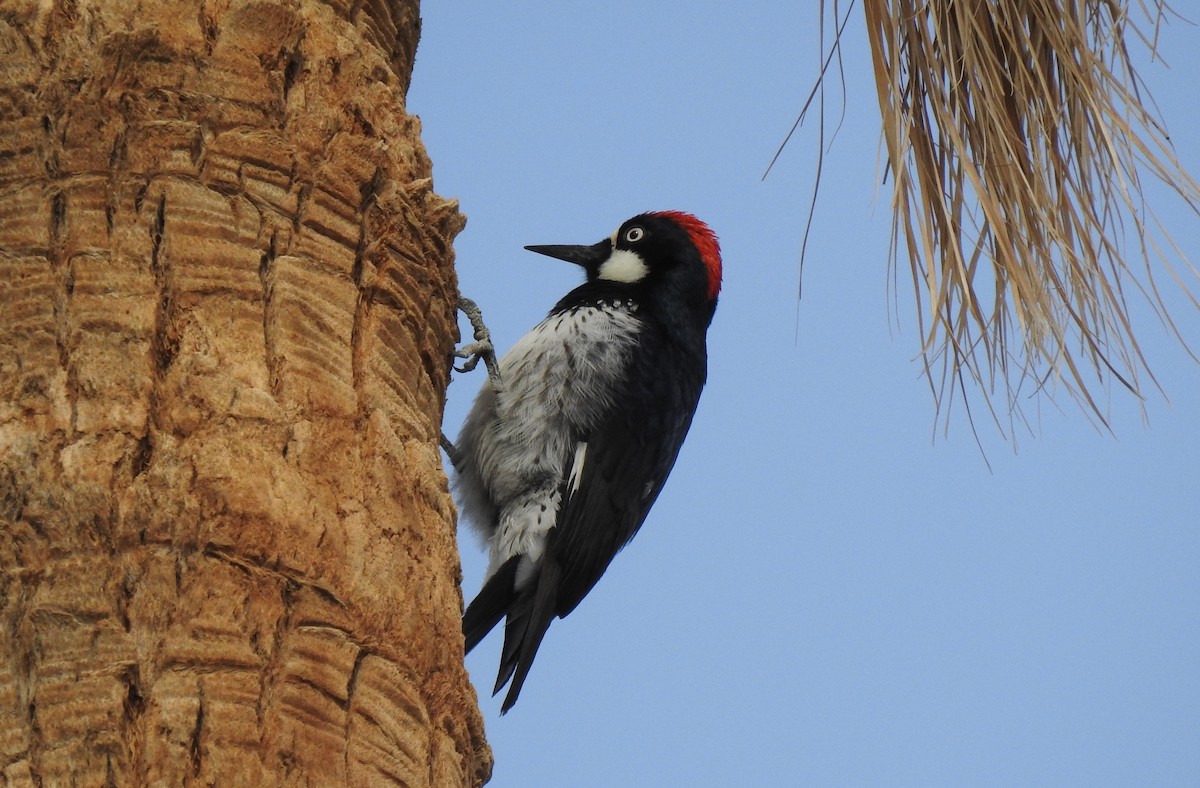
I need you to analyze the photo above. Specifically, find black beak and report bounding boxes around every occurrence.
[524,239,611,271]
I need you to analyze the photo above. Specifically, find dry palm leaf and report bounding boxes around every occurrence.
[822,1,1200,436]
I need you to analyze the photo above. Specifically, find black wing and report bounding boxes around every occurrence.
[550,385,699,616]
[553,319,708,614]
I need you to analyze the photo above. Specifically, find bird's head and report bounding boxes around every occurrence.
[526,211,722,318]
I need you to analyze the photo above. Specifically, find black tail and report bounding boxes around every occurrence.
[494,556,561,713]
[463,556,521,654]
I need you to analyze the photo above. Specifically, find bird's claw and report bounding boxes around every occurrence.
[454,340,495,373]
[454,295,501,385]
[443,294,499,471]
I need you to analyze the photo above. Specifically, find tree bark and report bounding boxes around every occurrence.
[0,0,491,784]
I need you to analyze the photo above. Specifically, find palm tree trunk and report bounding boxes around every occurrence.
[0,1,491,784]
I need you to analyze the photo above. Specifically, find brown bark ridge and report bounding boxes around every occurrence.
[0,0,492,784]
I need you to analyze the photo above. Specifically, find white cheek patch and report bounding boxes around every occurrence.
[597,249,649,284]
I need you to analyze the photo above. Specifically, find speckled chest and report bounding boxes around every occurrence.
[495,299,645,433]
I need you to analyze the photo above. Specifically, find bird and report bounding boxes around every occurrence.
[450,211,721,712]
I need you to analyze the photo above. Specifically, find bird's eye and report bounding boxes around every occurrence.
[624,227,645,243]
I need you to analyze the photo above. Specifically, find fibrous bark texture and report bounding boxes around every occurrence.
[0,0,492,785]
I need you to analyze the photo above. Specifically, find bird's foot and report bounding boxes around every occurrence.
[453,295,501,385]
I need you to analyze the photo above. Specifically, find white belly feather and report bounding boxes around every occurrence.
[454,302,642,583]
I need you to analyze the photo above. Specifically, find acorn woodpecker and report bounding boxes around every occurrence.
[451,211,721,712]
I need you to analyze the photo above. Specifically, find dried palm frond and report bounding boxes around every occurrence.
[846,0,1200,435]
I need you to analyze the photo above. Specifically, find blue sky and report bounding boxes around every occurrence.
[409,5,1200,786]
